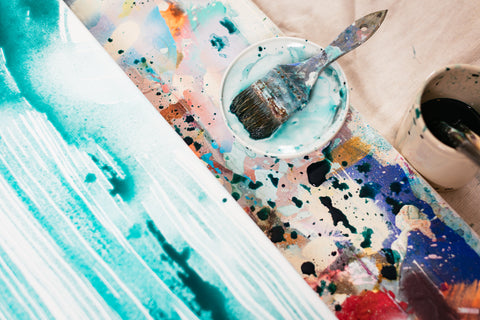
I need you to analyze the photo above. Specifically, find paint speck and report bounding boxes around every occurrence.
[386,197,403,215]
[84,173,96,183]
[222,198,227,203]
[219,18,238,34]
[356,162,371,174]
[390,182,402,194]
[248,181,263,190]
[118,49,124,54]
[257,207,269,221]
[209,34,229,52]
[331,177,349,191]
[359,182,381,200]
[292,197,303,208]
[269,226,285,243]
[301,261,316,276]
[107,37,113,42]
[360,228,374,248]
[381,265,398,280]
[307,160,331,187]
[320,196,357,233]
[267,200,276,208]
[231,173,247,184]
[267,174,279,187]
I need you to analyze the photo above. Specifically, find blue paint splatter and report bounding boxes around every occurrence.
[209,34,228,52]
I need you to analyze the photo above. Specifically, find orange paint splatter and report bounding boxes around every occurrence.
[337,290,408,320]
[160,100,188,123]
[444,280,480,311]
[159,3,187,39]
[330,136,371,168]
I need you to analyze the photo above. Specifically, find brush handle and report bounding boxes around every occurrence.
[456,122,480,149]
[296,10,387,78]
[435,121,480,167]
[457,140,480,167]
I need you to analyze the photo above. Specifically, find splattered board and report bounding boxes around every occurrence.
[70,0,480,318]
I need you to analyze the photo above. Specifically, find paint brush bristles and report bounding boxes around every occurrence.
[230,80,283,140]
[230,66,307,140]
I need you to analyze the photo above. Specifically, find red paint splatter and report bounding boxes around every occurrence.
[336,290,408,320]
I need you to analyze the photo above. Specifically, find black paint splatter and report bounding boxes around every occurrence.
[248,181,263,190]
[193,142,202,151]
[359,182,381,199]
[267,174,279,187]
[231,174,247,184]
[292,197,303,208]
[390,181,402,194]
[257,207,269,221]
[331,177,349,191]
[360,228,374,248]
[381,265,397,280]
[301,261,316,276]
[267,200,276,208]
[386,197,403,215]
[356,162,371,174]
[307,160,331,187]
[269,226,285,243]
[319,196,357,233]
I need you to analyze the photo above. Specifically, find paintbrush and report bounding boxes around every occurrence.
[432,121,480,167]
[230,10,387,140]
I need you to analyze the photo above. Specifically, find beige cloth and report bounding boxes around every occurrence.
[252,0,480,234]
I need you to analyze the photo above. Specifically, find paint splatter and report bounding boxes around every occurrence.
[257,207,270,221]
[301,261,316,276]
[292,197,303,208]
[360,228,373,248]
[320,196,357,233]
[209,34,228,51]
[336,290,408,320]
[331,177,349,191]
[359,182,381,200]
[147,221,229,320]
[219,18,237,34]
[356,162,371,174]
[307,160,331,187]
[269,226,285,243]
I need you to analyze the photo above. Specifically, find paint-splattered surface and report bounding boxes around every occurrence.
[8,1,472,319]
[0,1,336,318]
[64,0,480,318]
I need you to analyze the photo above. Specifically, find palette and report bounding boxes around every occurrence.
[220,37,349,158]
[3,0,479,318]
